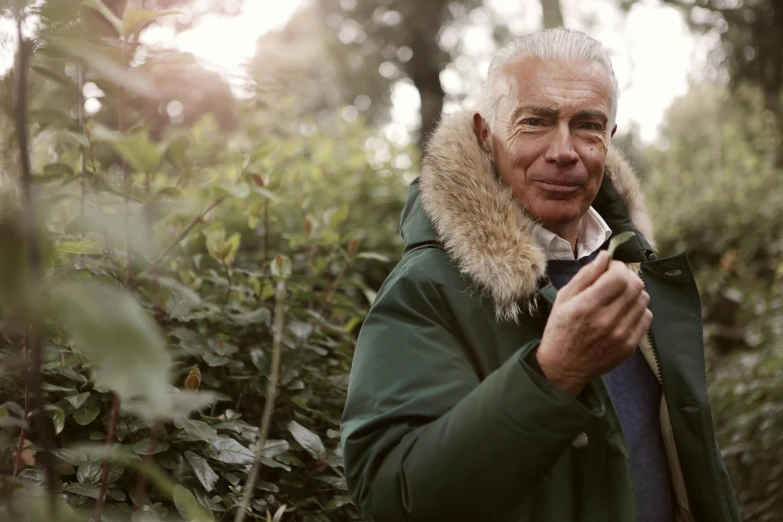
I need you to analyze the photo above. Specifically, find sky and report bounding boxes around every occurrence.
[0,0,711,143]
[145,0,708,143]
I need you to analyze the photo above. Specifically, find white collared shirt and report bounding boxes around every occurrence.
[534,206,613,261]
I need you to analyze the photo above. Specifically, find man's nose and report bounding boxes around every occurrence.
[544,124,578,166]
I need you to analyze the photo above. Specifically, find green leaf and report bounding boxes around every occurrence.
[315,475,348,490]
[607,231,636,259]
[52,37,158,98]
[52,281,172,420]
[202,353,229,367]
[357,252,390,262]
[32,65,71,87]
[30,109,72,129]
[287,421,326,460]
[261,440,290,459]
[184,451,218,493]
[133,439,170,455]
[248,145,277,165]
[43,163,75,178]
[181,419,217,442]
[46,405,66,435]
[64,482,100,499]
[328,206,349,229]
[173,484,212,522]
[58,239,102,255]
[122,8,178,38]
[107,488,126,502]
[270,254,292,280]
[74,405,101,426]
[65,392,90,409]
[107,134,161,174]
[208,437,254,465]
[229,307,270,326]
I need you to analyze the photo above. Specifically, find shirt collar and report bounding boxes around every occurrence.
[534,206,613,261]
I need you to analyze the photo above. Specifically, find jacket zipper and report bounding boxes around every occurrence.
[638,265,695,518]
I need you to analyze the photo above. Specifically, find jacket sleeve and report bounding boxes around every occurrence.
[340,261,607,522]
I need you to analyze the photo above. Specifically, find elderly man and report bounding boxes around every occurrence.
[340,29,740,522]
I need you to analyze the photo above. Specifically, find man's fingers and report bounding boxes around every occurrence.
[581,261,638,306]
[560,250,610,298]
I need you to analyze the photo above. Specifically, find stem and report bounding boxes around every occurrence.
[78,63,86,222]
[223,262,232,310]
[12,327,30,478]
[233,280,287,522]
[263,197,269,267]
[319,256,351,320]
[94,394,120,522]
[134,420,161,509]
[14,11,57,505]
[145,196,226,273]
[117,42,132,287]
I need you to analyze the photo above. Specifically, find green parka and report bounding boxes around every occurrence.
[340,110,741,522]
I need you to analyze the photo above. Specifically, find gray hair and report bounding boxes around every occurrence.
[477,28,619,136]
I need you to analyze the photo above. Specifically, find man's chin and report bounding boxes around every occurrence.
[527,203,584,226]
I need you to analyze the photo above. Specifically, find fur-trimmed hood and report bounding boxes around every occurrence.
[409,109,655,322]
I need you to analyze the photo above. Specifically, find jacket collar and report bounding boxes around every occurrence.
[415,109,656,322]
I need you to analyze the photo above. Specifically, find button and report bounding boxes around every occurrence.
[572,432,589,449]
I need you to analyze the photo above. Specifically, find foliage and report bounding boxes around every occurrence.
[641,82,783,521]
[0,2,409,521]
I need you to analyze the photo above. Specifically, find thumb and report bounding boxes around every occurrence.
[559,250,610,298]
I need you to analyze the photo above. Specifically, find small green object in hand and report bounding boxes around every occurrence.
[607,231,635,259]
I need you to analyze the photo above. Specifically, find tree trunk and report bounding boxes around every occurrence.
[761,87,783,168]
[407,35,445,149]
[541,0,565,29]
[402,6,448,151]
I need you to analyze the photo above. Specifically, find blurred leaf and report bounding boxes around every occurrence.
[184,451,218,493]
[271,255,292,280]
[122,8,178,38]
[287,421,326,460]
[608,231,635,259]
[74,405,101,426]
[64,482,100,499]
[328,206,349,229]
[43,163,75,177]
[133,439,170,455]
[357,252,390,262]
[52,281,172,420]
[173,484,212,522]
[45,405,66,435]
[106,134,162,174]
[58,239,102,255]
[52,37,158,98]
[65,392,90,410]
[184,367,201,391]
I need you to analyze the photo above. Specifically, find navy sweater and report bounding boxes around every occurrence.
[545,253,674,522]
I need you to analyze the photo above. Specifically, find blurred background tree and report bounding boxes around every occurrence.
[0,0,781,521]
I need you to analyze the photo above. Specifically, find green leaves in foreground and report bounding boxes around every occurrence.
[607,231,636,259]
[52,281,213,420]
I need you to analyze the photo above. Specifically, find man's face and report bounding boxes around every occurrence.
[475,56,615,230]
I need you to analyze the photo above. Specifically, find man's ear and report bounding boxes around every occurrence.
[473,112,493,155]
[610,124,618,138]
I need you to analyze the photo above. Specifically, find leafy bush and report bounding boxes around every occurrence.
[642,82,783,521]
[0,3,410,521]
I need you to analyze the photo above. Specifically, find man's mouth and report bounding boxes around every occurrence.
[536,181,583,194]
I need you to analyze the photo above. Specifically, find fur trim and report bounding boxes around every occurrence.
[418,110,654,322]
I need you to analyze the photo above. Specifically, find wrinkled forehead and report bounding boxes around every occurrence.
[499,56,613,117]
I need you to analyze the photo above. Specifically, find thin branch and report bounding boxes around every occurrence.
[78,63,86,222]
[134,420,162,509]
[234,280,287,522]
[14,9,57,505]
[12,327,30,477]
[145,196,226,273]
[94,394,120,522]
[319,255,351,320]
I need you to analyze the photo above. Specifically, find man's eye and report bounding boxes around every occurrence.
[522,118,543,127]
[579,122,603,131]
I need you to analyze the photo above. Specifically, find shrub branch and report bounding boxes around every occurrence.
[234,280,287,522]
